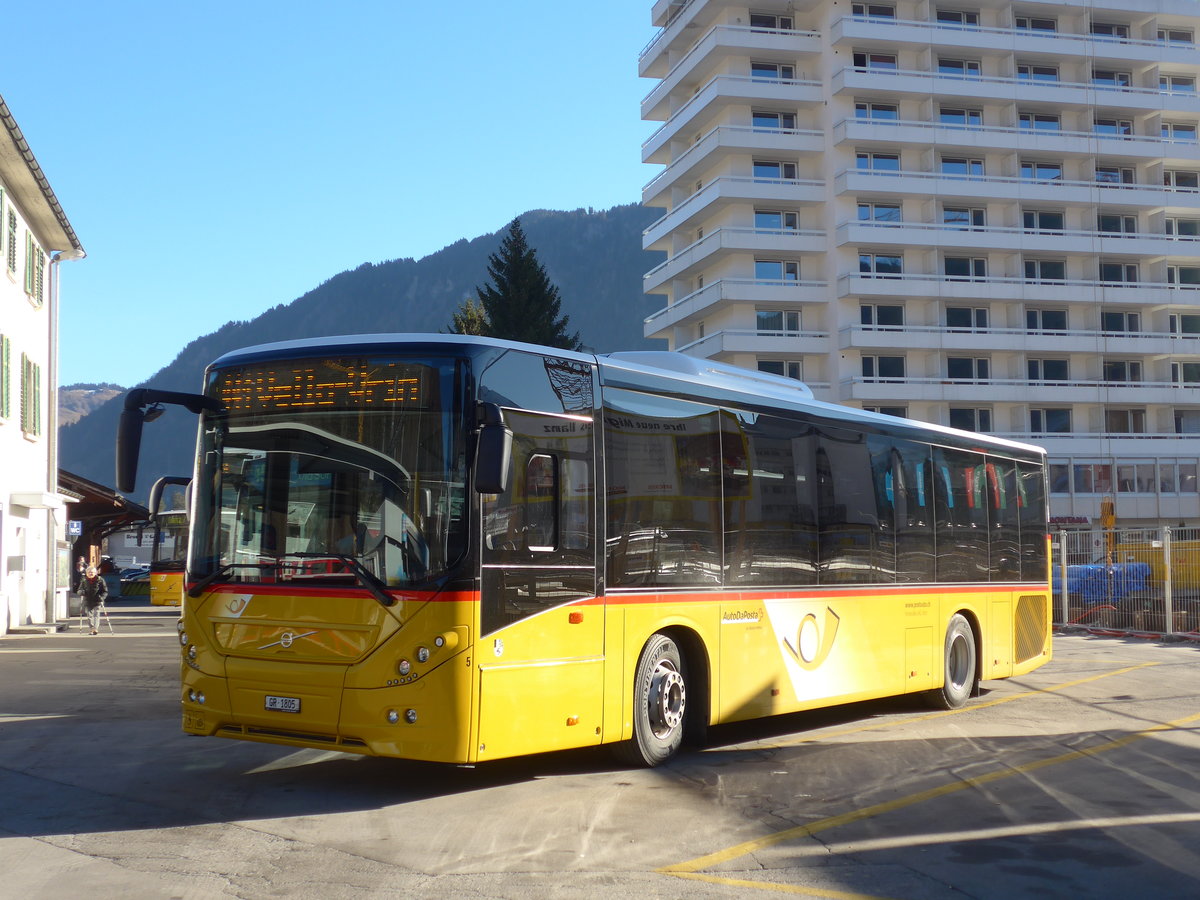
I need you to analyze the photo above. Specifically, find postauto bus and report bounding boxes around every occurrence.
[147,476,190,607]
[116,334,1051,766]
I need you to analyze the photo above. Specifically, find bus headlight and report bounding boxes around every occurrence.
[387,709,400,724]
[416,646,430,664]
[397,659,411,676]
[187,645,197,660]
[405,709,418,724]
[179,632,189,646]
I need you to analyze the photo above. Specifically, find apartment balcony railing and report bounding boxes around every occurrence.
[837,272,1200,304]
[644,278,831,336]
[841,376,1200,404]
[839,220,1200,255]
[641,0,705,62]
[643,176,825,244]
[834,67,1200,112]
[675,328,830,355]
[841,324,1200,355]
[642,124,824,198]
[643,226,825,288]
[832,14,1197,62]
[834,118,1200,159]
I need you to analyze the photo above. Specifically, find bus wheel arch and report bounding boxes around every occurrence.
[615,627,709,767]
[926,611,979,710]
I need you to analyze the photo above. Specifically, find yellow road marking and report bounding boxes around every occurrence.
[661,660,1193,898]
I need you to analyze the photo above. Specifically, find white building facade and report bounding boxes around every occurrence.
[0,96,85,634]
[639,0,1200,528]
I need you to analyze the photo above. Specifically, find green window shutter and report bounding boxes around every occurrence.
[33,360,41,436]
[0,334,8,419]
[34,247,45,305]
[24,231,33,295]
[6,210,15,274]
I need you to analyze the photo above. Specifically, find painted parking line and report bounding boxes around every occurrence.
[662,662,1192,898]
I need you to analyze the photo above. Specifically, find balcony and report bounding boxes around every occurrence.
[643,226,825,290]
[836,169,1200,208]
[837,221,1200,257]
[643,176,825,248]
[830,15,1200,67]
[642,74,822,161]
[833,67,1200,115]
[676,328,830,356]
[834,118,1200,163]
[840,325,1200,356]
[644,278,830,338]
[842,376,1200,405]
[642,124,823,198]
[837,273,1200,305]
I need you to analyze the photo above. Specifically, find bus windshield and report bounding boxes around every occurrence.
[189,355,469,589]
[152,511,189,571]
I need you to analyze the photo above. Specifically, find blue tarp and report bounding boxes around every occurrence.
[1053,562,1150,604]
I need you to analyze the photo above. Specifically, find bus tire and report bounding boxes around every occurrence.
[926,614,976,710]
[616,633,687,767]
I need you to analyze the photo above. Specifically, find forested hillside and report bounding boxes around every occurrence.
[60,204,664,500]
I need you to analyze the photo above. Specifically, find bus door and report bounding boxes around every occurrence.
[477,407,601,760]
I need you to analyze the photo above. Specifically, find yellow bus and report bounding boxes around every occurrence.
[147,476,190,607]
[116,334,1051,766]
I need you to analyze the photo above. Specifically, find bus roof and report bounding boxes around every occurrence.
[208,333,1046,461]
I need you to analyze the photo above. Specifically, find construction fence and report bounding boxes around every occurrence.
[1054,526,1200,639]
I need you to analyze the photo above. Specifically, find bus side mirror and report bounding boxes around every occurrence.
[474,403,512,495]
[116,407,145,493]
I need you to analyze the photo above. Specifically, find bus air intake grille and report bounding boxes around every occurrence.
[1015,594,1049,663]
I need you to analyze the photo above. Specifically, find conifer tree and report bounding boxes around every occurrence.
[475,218,582,351]
[447,296,489,336]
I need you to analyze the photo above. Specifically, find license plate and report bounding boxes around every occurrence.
[265,695,301,713]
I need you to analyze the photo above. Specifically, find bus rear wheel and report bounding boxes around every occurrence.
[616,633,687,767]
[926,614,977,710]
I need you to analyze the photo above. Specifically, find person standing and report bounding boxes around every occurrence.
[78,565,108,635]
[72,556,86,593]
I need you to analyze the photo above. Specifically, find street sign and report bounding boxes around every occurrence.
[68,520,82,536]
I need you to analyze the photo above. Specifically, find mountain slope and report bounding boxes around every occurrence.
[60,204,664,499]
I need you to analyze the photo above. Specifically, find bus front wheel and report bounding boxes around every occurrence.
[926,614,976,710]
[617,633,687,767]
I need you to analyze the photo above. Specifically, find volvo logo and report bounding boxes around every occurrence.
[259,630,317,650]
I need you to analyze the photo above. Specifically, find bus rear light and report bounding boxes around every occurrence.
[405,709,418,724]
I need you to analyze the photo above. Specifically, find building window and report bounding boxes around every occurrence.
[19,353,41,437]
[941,157,983,178]
[947,306,988,330]
[1158,28,1194,45]
[938,58,980,77]
[758,359,803,380]
[1158,460,1199,493]
[1030,408,1072,434]
[1020,160,1063,181]
[864,405,907,417]
[1167,218,1200,236]
[944,256,987,280]
[1117,462,1156,493]
[757,310,801,335]
[1103,360,1142,382]
[1176,411,1200,434]
[1102,311,1140,334]
[24,234,45,305]
[855,101,898,119]
[1028,358,1069,383]
[1168,265,1200,285]
[851,3,895,17]
[950,408,992,432]
[752,61,795,81]
[1015,16,1056,32]
[1018,64,1059,82]
[1073,463,1114,494]
[1091,22,1129,40]
[1161,75,1197,93]
[1164,170,1200,190]
[860,303,904,328]
[1099,262,1138,283]
[1049,463,1070,493]
[1097,213,1136,234]
[862,355,905,381]
[755,210,799,231]
[1097,165,1135,184]
[937,10,979,27]
[754,260,800,282]
[944,206,985,228]
[753,160,798,182]
[857,201,901,223]
[856,151,900,172]
[1023,210,1064,233]
[1093,70,1132,88]
[1162,122,1198,142]
[1024,259,1066,282]
[1026,308,1067,332]
[750,13,794,31]
[1104,409,1146,433]
[1173,362,1200,384]
[859,252,902,277]
[1019,112,1060,131]
[752,110,797,130]
[947,357,990,382]
[1170,313,1200,334]
[939,107,982,127]
[1094,117,1133,137]
[853,51,898,70]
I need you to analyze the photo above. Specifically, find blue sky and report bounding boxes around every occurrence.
[4,1,656,387]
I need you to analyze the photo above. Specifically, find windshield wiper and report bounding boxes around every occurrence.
[187,562,275,598]
[284,553,397,608]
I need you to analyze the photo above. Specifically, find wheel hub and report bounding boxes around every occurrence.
[649,663,685,735]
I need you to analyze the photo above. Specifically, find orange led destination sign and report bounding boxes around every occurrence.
[215,360,425,413]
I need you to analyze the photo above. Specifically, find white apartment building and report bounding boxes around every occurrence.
[0,95,85,634]
[639,0,1200,528]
